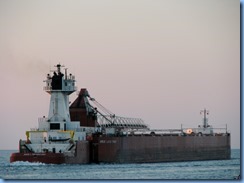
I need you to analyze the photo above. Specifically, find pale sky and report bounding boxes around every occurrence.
[0,0,240,149]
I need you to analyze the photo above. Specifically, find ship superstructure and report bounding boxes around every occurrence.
[10,64,95,163]
[25,64,93,153]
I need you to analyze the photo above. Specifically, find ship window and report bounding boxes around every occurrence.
[50,123,60,130]
[65,82,67,86]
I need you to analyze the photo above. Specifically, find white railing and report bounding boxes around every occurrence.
[43,86,77,92]
[38,117,48,123]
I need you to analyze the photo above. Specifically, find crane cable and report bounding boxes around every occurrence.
[85,101,114,125]
[88,97,115,118]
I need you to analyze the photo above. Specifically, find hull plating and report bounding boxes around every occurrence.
[93,135,231,163]
[10,135,230,164]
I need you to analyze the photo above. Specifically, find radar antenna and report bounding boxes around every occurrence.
[54,63,65,73]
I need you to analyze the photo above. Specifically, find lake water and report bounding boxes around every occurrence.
[0,149,240,180]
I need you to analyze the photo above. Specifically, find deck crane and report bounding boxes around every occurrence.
[87,95,148,129]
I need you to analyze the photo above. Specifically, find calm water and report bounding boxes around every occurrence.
[0,149,240,180]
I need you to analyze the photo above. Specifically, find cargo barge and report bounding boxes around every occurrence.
[10,64,231,164]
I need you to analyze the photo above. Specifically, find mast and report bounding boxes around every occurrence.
[200,108,209,128]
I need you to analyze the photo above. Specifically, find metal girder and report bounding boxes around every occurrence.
[97,115,148,129]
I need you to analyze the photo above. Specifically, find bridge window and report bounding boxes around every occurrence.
[50,123,60,130]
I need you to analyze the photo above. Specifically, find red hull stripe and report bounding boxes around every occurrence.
[10,153,65,164]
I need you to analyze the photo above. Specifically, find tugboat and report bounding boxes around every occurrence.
[10,64,231,164]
